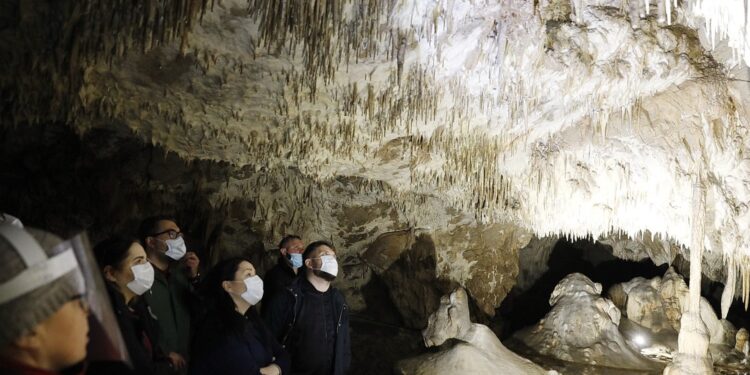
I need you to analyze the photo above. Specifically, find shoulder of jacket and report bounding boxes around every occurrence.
[333,288,347,302]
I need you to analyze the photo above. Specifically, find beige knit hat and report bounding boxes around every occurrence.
[0,224,86,348]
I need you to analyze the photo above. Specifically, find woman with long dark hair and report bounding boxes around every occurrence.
[93,236,174,375]
[190,257,289,375]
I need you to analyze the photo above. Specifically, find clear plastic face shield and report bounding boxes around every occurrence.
[0,212,23,228]
[66,232,130,365]
[0,225,130,366]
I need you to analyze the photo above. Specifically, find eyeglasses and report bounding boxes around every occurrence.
[150,229,182,239]
[310,254,337,260]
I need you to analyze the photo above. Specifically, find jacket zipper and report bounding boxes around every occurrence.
[336,303,347,334]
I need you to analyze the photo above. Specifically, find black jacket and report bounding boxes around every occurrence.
[106,285,173,375]
[190,308,290,375]
[262,256,298,314]
[263,277,350,375]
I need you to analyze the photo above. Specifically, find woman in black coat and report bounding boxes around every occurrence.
[190,257,289,375]
[93,236,174,375]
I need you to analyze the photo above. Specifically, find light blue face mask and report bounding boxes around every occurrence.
[288,253,303,269]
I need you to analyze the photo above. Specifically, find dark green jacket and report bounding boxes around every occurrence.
[143,263,194,360]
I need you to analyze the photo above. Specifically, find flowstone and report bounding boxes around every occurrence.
[394,288,554,375]
[513,273,661,370]
[609,268,748,369]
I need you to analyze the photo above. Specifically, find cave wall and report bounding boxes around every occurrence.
[0,122,534,326]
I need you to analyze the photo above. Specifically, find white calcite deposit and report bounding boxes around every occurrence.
[514,273,661,370]
[395,288,555,375]
[70,1,750,303]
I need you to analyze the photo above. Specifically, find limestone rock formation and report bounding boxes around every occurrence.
[394,288,553,375]
[6,1,750,372]
[608,268,736,349]
[362,223,532,327]
[605,267,750,374]
[514,273,660,370]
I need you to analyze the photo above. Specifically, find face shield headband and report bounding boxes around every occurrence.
[0,224,85,304]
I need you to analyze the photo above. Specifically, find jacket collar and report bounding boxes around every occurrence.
[276,255,297,276]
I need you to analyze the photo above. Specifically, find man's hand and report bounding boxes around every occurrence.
[184,251,200,278]
[167,352,187,370]
[260,364,282,375]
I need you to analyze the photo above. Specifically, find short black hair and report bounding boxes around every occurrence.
[278,235,302,249]
[93,235,139,271]
[303,240,336,261]
[138,215,176,245]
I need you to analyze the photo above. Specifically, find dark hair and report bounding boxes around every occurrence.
[193,257,272,360]
[302,240,336,261]
[278,235,302,250]
[199,257,251,333]
[93,235,139,270]
[138,215,175,245]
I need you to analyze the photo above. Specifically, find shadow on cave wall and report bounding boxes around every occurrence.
[352,233,471,375]
[0,122,265,269]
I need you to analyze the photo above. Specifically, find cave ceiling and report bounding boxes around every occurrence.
[5,0,750,306]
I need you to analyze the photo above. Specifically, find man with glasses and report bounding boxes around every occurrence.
[262,235,305,314]
[264,240,351,375]
[139,216,199,373]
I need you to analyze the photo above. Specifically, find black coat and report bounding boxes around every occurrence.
[263,277,351,375]
[190,308,290,375]
[262,256,298,314]
[106,285,173,375]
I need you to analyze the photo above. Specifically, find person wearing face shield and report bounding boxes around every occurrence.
[93,236,175,375]
[190,258,289,375]
[264,241,351,375]
[261,235,305,315]
[0,224,89,375]
[138,216,200,373]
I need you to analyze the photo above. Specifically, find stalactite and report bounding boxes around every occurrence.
[744,264,750,311]
[721,256,736,319]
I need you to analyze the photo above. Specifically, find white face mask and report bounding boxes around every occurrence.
[318,255,338,277]
[239,275,264,305]
[162,237,187,260]
[127,262,155,295]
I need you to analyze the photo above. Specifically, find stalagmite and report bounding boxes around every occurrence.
[736,328,749,354]
[664,172,712,375]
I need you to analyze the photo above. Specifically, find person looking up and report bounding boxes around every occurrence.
[264,240,350,375]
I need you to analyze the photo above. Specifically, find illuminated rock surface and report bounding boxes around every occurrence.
[395,288,554,375]
[514,273,661,370]
[5,1,750,373]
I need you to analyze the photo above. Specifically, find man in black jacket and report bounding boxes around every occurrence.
[262,235,305,312]
[263,240,351,375]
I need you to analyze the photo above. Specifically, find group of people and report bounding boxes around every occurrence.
[0,214,351,375]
